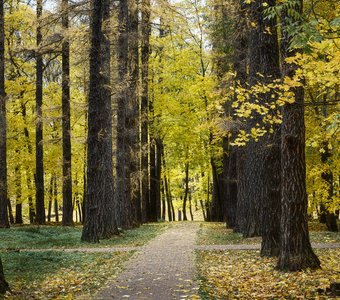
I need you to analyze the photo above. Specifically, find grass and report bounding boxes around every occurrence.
[2,250,133,299]
[0,222,169,250]
[0,223,169,299]
[196,222,340,245]
[196,249,340,299]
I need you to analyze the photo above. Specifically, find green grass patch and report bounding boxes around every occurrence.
[2,250,133,299]
[196,222,261,245]
[0,222,169,250]
[197,222,340,245]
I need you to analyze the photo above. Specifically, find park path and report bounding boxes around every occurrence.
[94,222,200,300]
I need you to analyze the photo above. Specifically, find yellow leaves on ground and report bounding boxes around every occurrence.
[197,249,340,299]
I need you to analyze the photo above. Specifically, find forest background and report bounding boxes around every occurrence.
[0,0,339,295]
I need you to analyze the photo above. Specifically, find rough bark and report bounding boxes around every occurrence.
[141,0,151,224]
[0,0,9,228]
[277,0,320,271]
[82,0,118,242]
[242,0,281,248]
[127,0,140,226]
[35,0,46,224]
[61,0,73,226]
[115,0,129,228]
[0,257,9,294]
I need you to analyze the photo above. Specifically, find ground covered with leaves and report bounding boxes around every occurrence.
[0,223,169,299]
[197,249,340,299]
[197,222,340,245]
[196,222,340,299]
[2,251,132,299]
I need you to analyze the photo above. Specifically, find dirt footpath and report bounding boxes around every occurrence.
[95,223,200,300]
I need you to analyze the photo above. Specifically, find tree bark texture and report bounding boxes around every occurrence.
[0,0,9,228]
[61,0,73,226]
[0,257,9,294]
[141,0,151,224]
[82,0,118,242]
[127,0,140,226]
[243,0,281,246]
[277,0,320,271]
[115,0,130,228]
[35,0,45,224]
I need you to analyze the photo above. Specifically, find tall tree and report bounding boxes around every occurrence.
[0,0,9,293]
[82,0,118,242]
[61,0,73,226]
[141,0,151,223]
[0,0,9,229]
[277,0,320,271]
[115,0,130,228]
[127,0,140,225]
[35,0,45,224]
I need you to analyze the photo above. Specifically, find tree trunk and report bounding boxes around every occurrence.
[127,0,140,226]
[149,141,158,222]
[61,0,73,226]
[35,0,46,225]
[115,0,129,228]
[141,0,151,224]
[182,162,189,221]
[54,177,59,222]
[82,0,118,242]
[0,0,9,229]
[15,165,23,224]
[0,257,9,294]
[156,139,162,220]
[277,0,320,271]
[7,200,14,224]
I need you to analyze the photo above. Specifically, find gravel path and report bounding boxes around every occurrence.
[94,223,200,300]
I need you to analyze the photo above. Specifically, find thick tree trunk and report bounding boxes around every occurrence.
[82,0,118,242]
[35,0,45,225]
[61,0,73,226]
[0,257,9,294]
[127,0,140,226]
[0,0,9,228]
[277,0,320,271]
[115,0,129,228]
[141,0,151,224]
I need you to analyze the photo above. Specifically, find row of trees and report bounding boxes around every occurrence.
[206,0,339,270]
[0,0,339,290]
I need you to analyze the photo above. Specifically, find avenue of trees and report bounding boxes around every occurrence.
[0,0,339,292]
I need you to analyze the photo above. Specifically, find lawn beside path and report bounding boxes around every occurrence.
[0,221,339,299]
